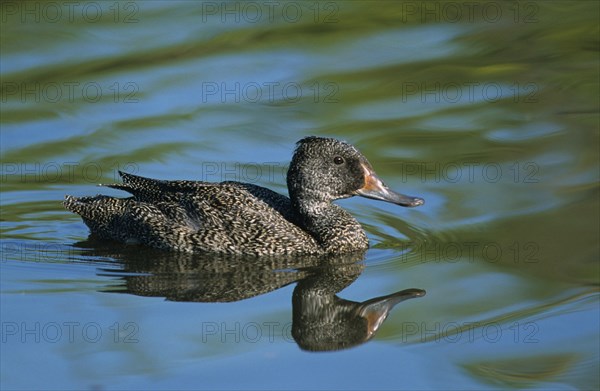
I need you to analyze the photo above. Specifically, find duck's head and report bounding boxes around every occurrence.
[287,136,424,207]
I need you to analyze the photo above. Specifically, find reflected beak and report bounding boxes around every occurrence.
[356,164,424,207]
[359,288,426,337]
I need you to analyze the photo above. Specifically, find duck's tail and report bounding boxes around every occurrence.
[63,194,131,239]
[97,171,157,195]
[63,193,201,251]
[63,171,207,250]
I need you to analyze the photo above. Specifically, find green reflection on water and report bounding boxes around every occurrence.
[1,0,598,389]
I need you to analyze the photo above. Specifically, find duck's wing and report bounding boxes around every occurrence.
[174,185,318,254]
[65,173,320,255]
[104,172,294,219]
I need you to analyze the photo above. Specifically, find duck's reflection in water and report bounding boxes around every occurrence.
[80,240,425,352]
[292,265,424,351]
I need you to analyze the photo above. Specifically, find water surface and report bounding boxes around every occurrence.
[1,1,599,390]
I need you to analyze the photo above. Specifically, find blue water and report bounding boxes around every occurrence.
[1,1,599,390]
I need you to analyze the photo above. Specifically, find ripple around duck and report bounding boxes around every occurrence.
[364,222,468,275]
[1,1,599,389]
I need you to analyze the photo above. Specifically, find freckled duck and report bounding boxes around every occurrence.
[64,136,424,255]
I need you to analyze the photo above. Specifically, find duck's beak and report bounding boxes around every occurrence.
[356,164,424,207]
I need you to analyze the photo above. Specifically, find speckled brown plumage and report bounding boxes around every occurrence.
[64,136,424,255]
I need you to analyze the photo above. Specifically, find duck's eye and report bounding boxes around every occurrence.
[333,156,345,165]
